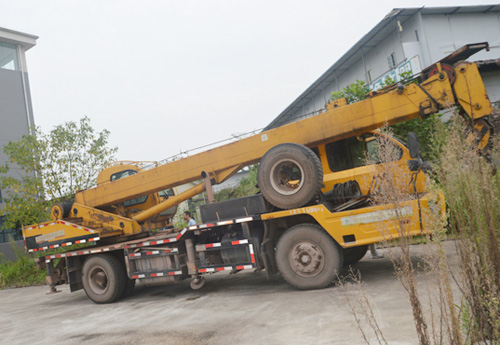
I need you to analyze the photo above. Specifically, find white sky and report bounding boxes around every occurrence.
[1,0,498,162]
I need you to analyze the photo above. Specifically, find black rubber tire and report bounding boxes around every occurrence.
[258,143,323,209]
[343,245,369,266]
[122,277,136,298]
[82,254,127,304]
[276,224,343,290]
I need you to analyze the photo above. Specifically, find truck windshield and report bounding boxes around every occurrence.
[325,135,402,172]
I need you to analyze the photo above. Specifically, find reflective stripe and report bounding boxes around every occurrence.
[217,220,234,226]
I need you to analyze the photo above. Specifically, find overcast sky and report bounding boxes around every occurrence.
[1,0,498,162]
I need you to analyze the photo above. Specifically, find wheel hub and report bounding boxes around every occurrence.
[89,266,109,294]
[270,159,305,196]
[289,241,325,277]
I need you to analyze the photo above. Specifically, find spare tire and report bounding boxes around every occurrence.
[258,143,323,209]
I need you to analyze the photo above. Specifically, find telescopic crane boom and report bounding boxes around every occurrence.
[25,43,495,247]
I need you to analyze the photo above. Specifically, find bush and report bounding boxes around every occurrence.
[0,239,45,289]
[214,165,259,202]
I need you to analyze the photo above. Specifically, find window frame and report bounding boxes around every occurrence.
[325,134,403,173]
[0,41,19,71]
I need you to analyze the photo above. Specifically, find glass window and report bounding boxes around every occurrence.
[387,52,397,70]
[0,42,19,71]
[325,135,403,172]
[366,136,403,164]
[326,137,366,172]
[158,189,175,198]
[366,138,381,163]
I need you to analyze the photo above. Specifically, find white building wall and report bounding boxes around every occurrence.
[422,12,500,62]
[0,30,37,212]
[295,10,500,120]
[399,13,428,67]
[482,71,500,104]
[364,30,406,83]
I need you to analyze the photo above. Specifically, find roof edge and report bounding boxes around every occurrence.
[0,26,38,50]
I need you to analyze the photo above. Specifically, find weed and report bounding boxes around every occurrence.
[0,238,45,289]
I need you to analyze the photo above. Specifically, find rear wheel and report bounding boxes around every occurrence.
[258,143,323,209]
[343,245,368,266]
[82,254,126,304]
[122,277,136,298]
[276,224,343,290]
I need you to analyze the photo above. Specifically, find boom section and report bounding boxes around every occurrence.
[75,63,488,208]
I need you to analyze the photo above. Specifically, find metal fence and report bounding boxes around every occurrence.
[0,229,22,243]
[0,216,23,243]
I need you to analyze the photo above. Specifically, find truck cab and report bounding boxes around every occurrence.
[316,131,426,200]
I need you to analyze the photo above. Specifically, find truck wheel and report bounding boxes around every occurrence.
[276,224,343,290]
[190,276,206,290]
[82,254,126,304]
[122,277,136,298]
[258,143,323,209]
[343,245,368,266]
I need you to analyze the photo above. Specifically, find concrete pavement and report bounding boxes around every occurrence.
[0,242,458,345]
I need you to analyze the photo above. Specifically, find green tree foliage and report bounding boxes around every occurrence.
[330,75,440,160]
[391,114,442,160]
[331,80,370,104]
[380,72,441,160]
[214,165,259,202]
[0,116,117,230]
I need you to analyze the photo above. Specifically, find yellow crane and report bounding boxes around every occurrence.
[23,43,496,303]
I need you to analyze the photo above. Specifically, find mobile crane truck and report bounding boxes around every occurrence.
[23,43,496,303]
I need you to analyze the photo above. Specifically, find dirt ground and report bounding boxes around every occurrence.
[0,242,459,345]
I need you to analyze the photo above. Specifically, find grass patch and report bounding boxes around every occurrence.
[0,239,46,289]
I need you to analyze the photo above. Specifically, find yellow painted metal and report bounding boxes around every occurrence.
[326,98,347,110]
[261,191,445,248]
[77,71,460,209]
[132,182,206,222]
[92,162,168,218]
[211,165,245,184]
[318,131,427,196]
[453,62,493,120]
[23,220,100,250]
[68,203,142,237]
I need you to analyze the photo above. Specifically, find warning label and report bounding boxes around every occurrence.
[35,230,65,243]
[341,206,413,227]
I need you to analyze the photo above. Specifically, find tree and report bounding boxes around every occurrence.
[379,72,442,160]
[214,165,259,202]
[331,80,370,104]
[0,116,117,230]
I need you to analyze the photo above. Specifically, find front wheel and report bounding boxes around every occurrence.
[276,224,343,290]
[82,254,127,304]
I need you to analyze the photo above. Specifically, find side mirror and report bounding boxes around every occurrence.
[408,132,420,159]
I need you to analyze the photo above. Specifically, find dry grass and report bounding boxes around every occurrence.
[341,118,500,344]
[432,118,500,343]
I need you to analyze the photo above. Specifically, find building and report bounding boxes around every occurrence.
[0,27,38,239]
[266,5,500,130]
